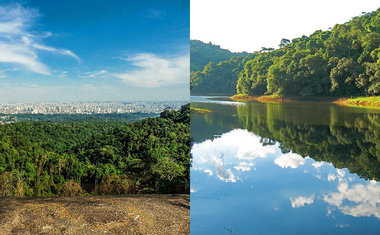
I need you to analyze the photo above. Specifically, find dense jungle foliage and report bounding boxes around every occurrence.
[191,55,256,94]
[191,8,380,97]
[0,104,190,196]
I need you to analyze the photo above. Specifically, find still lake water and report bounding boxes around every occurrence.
[190,96,380,234]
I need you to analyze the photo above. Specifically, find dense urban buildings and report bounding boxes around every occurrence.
[0,101,187,124]
[0,101,186,115]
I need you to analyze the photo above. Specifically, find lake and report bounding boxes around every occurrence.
[190,96,380,234]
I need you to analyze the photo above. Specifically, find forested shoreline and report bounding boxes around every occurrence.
[0,104,190,196]
[192,102,380,181]
[191,8,380,98]
[235,104,380,181]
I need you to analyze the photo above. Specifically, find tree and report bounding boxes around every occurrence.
[330,58,364,96]
[279,38,290,47]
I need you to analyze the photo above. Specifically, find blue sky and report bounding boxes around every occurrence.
[0,0,189,102]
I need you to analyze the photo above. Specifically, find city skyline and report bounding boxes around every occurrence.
[0,101,187,114]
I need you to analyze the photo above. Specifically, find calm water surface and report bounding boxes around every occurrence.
[190,96,380,234]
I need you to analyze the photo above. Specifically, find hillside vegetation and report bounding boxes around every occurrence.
[190,40,248,72]
[191,8,380,98]
[191,54,256,94]
[190,40,250,94]
[0,105,190,196]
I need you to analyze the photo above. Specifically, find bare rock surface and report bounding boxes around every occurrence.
[0,194,189,235]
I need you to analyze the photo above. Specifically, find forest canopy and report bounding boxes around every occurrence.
[0,104,190,196]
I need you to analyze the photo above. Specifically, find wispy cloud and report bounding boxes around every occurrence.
[0,4,80,75]
[290,195,315,208]
[144,9,166,19]
[59,71,68,78]
[32,43,81,62]
[0,68,17,78]
[204,169,213,176]
[114,53,189,88]
[312,162,323,168]
[81,70,108,78]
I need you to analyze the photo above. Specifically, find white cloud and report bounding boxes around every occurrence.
[191,129,277,182]
[192,129,276,164]
[324,181,380,219]
[234,166,251,171]
[290,195,315,208]
[32,43,81,62]
[204,169,213,176]
[328,174,337,182]
[337,169,346,178]
[274,153,306,169]
[327,209,333,216]
[312,162,324,168]
[114,53,189,88]
[234,162,255,172]
[328,169,347,182]
[0,43,50,75]
[0,4,80,75]
[81,70,108,78]
[215,165,236,183]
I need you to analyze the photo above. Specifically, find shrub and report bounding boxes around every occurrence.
[0,171,25,196]
[98,174,136,195]
[61,180,84,196]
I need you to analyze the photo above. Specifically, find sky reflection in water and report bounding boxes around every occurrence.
[190,97,380,234]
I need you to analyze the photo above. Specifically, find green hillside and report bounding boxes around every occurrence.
[191,55,256,94]
[190,40,248,72]
[0,105,190,196]
[191,8,380,98]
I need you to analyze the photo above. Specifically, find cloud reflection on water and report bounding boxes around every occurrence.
[290,195,315,208]
[324,180,380,219]
[191,129,277,182]
[192,128,380,220]
[274,153,306,168]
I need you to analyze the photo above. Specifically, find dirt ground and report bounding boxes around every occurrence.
[0,194,189,235]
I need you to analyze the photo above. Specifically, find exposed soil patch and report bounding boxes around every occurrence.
[0,194,189,235]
